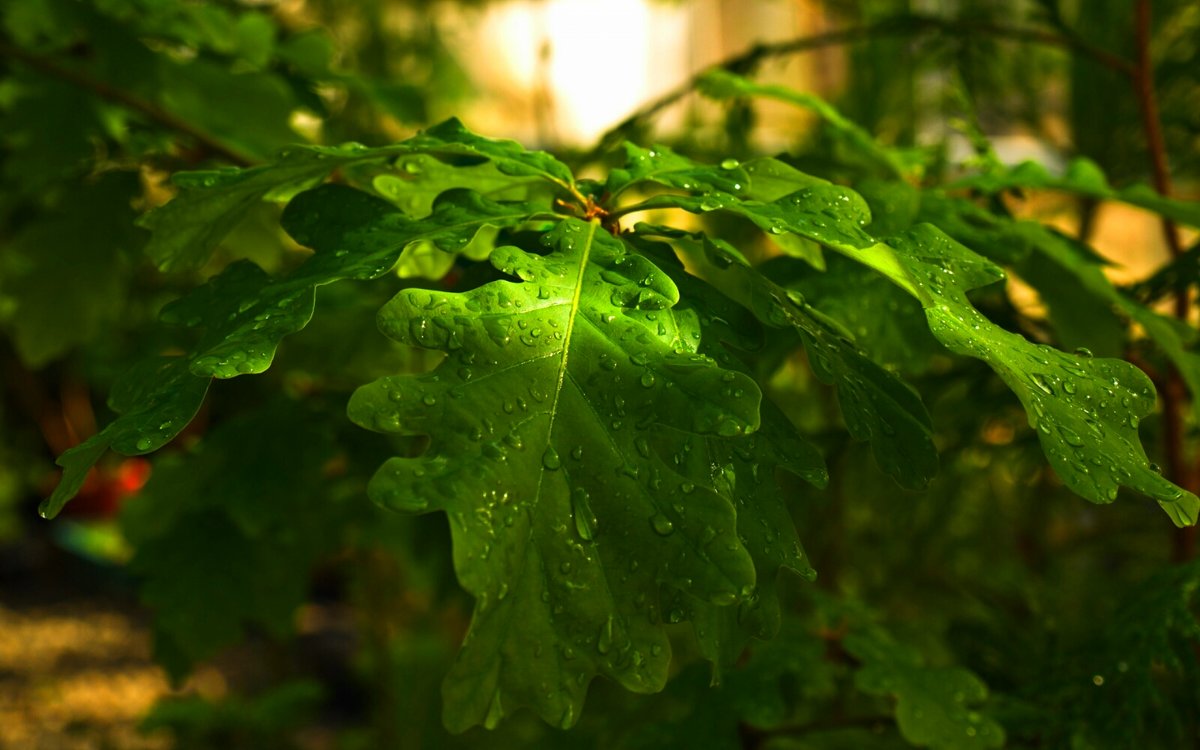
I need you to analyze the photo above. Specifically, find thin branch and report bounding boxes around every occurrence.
[0,41,259,167]
[585,13,1135,161]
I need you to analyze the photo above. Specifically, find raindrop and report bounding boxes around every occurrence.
[572,488,597,540]
[650,514,675,536]
[1029,373,1056,395]
[1060,426,1085,447]
[597,616,614,654]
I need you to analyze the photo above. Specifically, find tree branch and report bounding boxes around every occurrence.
[1128,1,1198,559]
[0,41,259,167]
[585,13,1135,160]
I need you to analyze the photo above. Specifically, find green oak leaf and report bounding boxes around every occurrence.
[634,224,937,490]
[739,157,829,202]
[993,220,1200,422]
[40,356,210,519]
[140,117,573,270]
[660,421,823,678]
[846,630,1005,750]
[880,225,1199,526]
[162,184,542,379]
[922,194,1200,422]
[619,181,878,254]
[372,152,549,219]
[776,254,941,374]
[625,182,1196,523]
[918,191,1126,357]
[348,218,763,731]
[639,246,826,674]
[947,157,1200,228]
[399,117,577,185]
[43,186,541,517]
[605,142,751,200]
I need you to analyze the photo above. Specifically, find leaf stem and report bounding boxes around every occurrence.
[0,41,259,167]
[584,13,1134,161]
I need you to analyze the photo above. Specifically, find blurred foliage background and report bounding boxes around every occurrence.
[0,0,1198,748]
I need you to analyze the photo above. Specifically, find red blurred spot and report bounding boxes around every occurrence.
[60,458,152,519]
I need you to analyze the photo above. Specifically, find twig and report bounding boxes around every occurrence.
[0,41,259,167]
[585,13,1135,161]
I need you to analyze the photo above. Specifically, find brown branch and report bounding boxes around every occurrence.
[1129,1,1198,559]
[585,14,1135,161]
[0,41,259,167]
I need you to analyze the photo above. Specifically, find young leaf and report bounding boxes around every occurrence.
[348,218,763,731]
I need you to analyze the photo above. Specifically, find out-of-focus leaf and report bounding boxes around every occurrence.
[699,70,915,180]
[0,173,143,366]
[949,158,1200,228]
[122,402,341,677]
[846,630,1005,750]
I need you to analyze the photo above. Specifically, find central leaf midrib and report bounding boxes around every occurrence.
[542,220,598,457]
